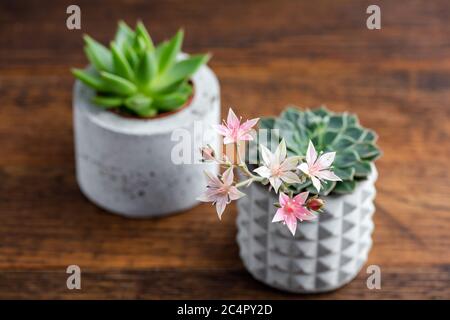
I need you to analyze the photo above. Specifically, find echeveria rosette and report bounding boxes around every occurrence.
[259,106,381,196]
[72,21,210,117]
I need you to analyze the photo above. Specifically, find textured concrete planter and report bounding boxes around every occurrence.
[73,64,220,218]
[237,166,377,293]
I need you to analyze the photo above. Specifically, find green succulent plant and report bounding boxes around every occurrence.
[259,106,381,196]
[72,21,210,117]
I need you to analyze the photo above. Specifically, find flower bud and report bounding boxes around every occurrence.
[306,197,324,211]
[200,145,216,161]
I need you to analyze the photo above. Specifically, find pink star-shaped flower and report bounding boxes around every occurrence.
[298,140,341,193]
[253,139,301,193]
[197,167,245,219]
[214,108,259,144]
[272,192,317,236]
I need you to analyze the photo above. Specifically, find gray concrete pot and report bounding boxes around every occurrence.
[73,64,220,218]
[237,166,377,293]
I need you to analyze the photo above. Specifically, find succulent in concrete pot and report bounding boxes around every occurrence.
[234,106,381,293]
[72,21,209,118]
[72,21,220,217]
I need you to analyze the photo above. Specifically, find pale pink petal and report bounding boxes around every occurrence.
[296,204,317,221]
[200,146,216,161]
[271,177,282,193]
[280,157,298,171]
[213,124,229,136]
[239,133,254,141]
[253,166,271,178]
[259,144,273,166]
[204,187,222,198]
[279,192,290,206]
[275,139,287,162]
[306,140,318,166]
[293,191,309,205]
[221,167,234,186]
[204,170,222,188]
[297,209,317,221]
[240,118,259,131]
[272,208,285,222]
[280,171,301,184]
[227,108,240,129]
[316,152,336,169]
[215,197,228,219]
[297,162,310,175]
[197,193,213,202]
[223,136,235,144]
[285,214,297,236]
[311,176,322,193]
[228,186,245,200]
[316,169,342,181]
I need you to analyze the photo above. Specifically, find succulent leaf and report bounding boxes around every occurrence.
[333,150,360,168]
[123,44,139,68]
[136,51,157,86]
[307,180,336,196]
[100,71,137,95]
[72,69,104,91]
[333,166,355,181]
[354,161,372,177]
[154,54,209,91]
[259,117,275,130]
[135,21,154,51]
[114,21,134,48]
[83,35,112,72]
[92,95,123,108]
[153,92,189,111]
[157,29,184,74]
[111,42,135,81]
[124,94,154,116]
[334,180,357,194]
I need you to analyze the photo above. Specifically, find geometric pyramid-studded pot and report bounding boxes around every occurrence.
[237,166,377,293]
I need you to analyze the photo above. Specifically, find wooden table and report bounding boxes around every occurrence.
[0,0,449,299]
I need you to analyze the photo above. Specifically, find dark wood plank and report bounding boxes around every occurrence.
[0,266,448,299]
[0,0,449,299]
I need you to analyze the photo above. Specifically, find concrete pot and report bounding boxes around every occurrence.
[237,166,378,293]
[73,64,220,218]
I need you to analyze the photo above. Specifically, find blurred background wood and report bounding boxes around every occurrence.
[0,0,449,299]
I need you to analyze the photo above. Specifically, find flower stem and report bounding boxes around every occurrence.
[235,176,264,188]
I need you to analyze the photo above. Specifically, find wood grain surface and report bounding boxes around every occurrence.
[0,0,449,299]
